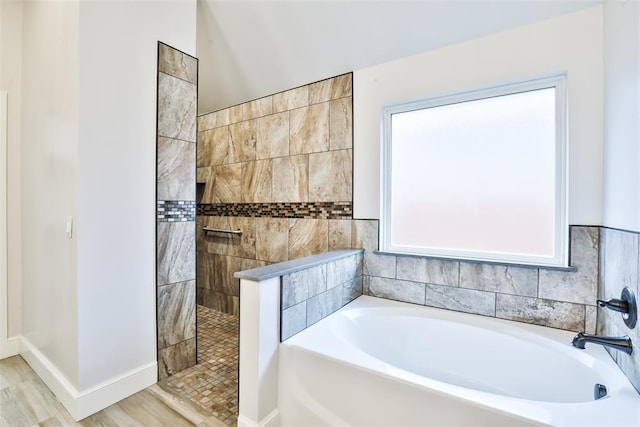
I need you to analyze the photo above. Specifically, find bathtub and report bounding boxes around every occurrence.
[278,296,640,426]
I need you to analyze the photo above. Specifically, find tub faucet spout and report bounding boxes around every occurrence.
[572,332,633,355]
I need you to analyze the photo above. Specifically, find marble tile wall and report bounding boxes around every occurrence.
[197,73,352,206]
[156,42,198,380]
[598,227,640,392]
[281,251,364,340]
[356,221,600,333]
[196,74,354,315]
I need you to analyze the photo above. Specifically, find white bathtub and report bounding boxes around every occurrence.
[278,296,640,426]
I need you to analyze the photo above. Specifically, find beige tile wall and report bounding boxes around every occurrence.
[196,74,354,315]
[198,74,352,204]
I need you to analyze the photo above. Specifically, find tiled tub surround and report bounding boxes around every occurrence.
[358,222,600,333]
[196,74,354,316]
[277,296,640,427]
[354,220,640,393]
[233,225,640,427]
[235,249,364,426]
[598,227,640,392]
[156,42,198,379]
[280,251,364,340]
[233,249,363,338]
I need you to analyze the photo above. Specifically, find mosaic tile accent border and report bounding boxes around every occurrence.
[158,200,196,222]
[197,202,352,219]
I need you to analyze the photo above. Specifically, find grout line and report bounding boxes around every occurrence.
[158,70,197,87]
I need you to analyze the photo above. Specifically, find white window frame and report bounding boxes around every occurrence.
[380,75,568,267]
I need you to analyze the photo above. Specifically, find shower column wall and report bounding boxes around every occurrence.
[156,42,198,379]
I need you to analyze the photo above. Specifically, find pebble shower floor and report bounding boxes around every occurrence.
[161,305,239,425]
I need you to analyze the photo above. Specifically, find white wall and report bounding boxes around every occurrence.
[196,0,600,114]
[0,0,23,355]
[20,0,80,386]
[77,0,196,391]
[16,0,196,418]
[353,6,604,225]
[602,0,640,232]
[0,89,7,358]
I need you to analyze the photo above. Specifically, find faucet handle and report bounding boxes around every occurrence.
[597,298,629,314]
[598,287,637,329]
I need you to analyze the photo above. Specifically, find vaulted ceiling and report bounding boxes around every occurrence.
[196,0,600,114]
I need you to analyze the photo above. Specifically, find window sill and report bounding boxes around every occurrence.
[373,250,577,272]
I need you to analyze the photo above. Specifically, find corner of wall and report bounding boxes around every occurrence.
[21,335,157,421]
[20,0,80,387]
[602,0,640,232]
[597,227,640,393]
[75,0,196,400]
[0,0,24,359]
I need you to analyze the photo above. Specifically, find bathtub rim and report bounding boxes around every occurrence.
[281,295,640,427]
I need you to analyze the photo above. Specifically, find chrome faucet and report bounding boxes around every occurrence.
[572,332,633,355]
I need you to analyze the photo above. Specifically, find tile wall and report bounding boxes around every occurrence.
[156,42,198,380]
[197,71,639,392]
[357,220,640,392]
[598,227,640,392]
[196,74,354,316]
[357,221,599,333]
[281,250,364,340]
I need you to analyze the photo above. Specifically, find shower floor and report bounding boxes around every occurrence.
[160,305,239,425]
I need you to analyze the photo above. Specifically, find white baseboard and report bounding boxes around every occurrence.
[0,335,20,359]
[21,337,157,421]
[20,337,79,418]
[74,359,157,420]
[237,409,281,427]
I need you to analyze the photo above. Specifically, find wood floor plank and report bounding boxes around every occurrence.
[77,409,120,427]
[36,415,66,427]
[111,390,194,427]
[91,403,142,427]
[0,355,240,427]
[19,380,59,420]
[196,415,230,427]
[0,383,49,426]
[46,401,83,426]
[0,356,38,391]
[0,356,209,427]
[1,377,61,427]
[149,383,230,427]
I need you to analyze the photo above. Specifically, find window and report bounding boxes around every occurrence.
[381,75,567,267]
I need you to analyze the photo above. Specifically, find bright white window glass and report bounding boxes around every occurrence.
[382,76,567,267]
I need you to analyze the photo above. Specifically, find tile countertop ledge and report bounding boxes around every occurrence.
[234,249,364,282]
[373,250,578,272]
